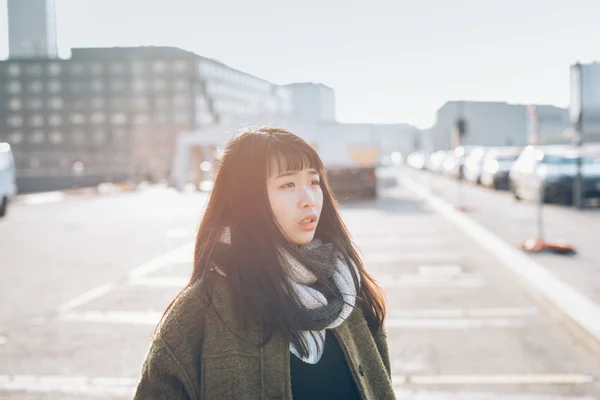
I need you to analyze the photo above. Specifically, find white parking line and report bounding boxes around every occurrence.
[130,276,188,287]
[393,389,595,400]
[128,243,194,279]
[388,307,539,319]
[378,273,486,288]
[60,310,161,325]
[394,374,594,385]
[19,192,65,205]
[0,375,137,396]
[364,253,462,263]
[386,317,526,329]
[57,283,117,313]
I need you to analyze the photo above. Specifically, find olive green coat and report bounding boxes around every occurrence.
[133,275,396,399]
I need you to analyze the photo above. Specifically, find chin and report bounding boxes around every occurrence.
[292,233,316,245]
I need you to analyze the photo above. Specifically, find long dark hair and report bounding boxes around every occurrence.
[162,126,386,358]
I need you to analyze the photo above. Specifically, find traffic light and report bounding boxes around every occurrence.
[455,118,467,137]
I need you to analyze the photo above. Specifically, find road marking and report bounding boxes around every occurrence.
[403,176,600,355]
[378,273,485,288]
[20,192,65,205]
[130,276,188,287]
[418,264,462,277]
[1,374,592,397]
[0,375,137,396]
[393,374,594,385]
[386,317,525,329]
[57,245,193,314]
[128,243,194,279]
[393,388,596,400]
[388,307,539,319]
[57,283,117,313]
[60,310,162,325]
[364,253,462,263]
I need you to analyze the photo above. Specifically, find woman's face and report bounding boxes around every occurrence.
[267,162,324,245]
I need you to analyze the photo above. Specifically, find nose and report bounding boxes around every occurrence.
[299,184,316,208]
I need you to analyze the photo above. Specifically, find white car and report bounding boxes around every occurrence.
[509,145,600,205]
[0,143,17,218]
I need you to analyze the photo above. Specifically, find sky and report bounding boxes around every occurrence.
[0,0,598,128]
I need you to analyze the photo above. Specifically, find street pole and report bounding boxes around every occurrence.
[570,62,584,210]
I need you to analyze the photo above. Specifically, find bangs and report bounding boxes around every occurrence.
[266,135,323,177]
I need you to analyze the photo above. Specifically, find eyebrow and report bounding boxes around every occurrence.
[275,169,319,179]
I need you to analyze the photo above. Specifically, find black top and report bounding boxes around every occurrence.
[290,330,362,400]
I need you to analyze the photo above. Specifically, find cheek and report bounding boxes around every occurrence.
[268,189,292,225]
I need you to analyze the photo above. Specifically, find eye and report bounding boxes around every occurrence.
[280,182,295,189]
[311,179,320,186]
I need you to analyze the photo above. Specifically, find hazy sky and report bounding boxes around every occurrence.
[0,0,598,128]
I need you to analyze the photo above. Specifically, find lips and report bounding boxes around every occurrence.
[299,214,318,225]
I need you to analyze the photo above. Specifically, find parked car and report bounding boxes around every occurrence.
[407,150,428,170]
[480,147,522,190]
[463,147,488,184]
[0,142,17,218]
[509,145,600,205]
[427,150,449,174]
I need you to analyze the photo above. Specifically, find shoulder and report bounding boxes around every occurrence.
[153,279,210,356]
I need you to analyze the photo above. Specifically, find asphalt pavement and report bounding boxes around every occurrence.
[1,179,599,399]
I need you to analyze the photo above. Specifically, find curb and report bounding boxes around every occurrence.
[401,176,600,358]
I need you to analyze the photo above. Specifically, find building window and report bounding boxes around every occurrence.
[28,81,44,93]
[69,63,84,75]
[155,96,170,108]
[49,131,63,144]
[7,64,20,76]
[111,98,127,109]
[90,63,104,75]
[133,114,148,125]
[29,157,41,168]
[47,63,62,76]
[9,132,23,144]
[8,115,23,127]
[153,61,167,73]
[72,130,86,145]
[48,114,62,126]
[174,95,189,107]
[113,128,127,142]
[173,60,189,73]
[49,97,63,109]
[132,79,146,92]
[155,113,168,124]
[174,79,188,91]
[47,80,61,93]
[91,98,105,109]
[26,64,43,76]
[131,61,146,74]
[90,112,105,124]
[92,129,106,144]
[9,98,22,111]
[70,113,86,124]
[174,112,189,124]
[110,62,125,74]
[26,98,43,110]
[111,80,127,91]
[91,80,104,92]
[29,131,45,143]
[30,115,44,127]
[8,81,21,94]
[133,97,147,110]
[153,79,167,91]
[111,113,127,125]
[69,82,84,94]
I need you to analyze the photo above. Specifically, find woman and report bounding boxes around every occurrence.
[133,126,395,400]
